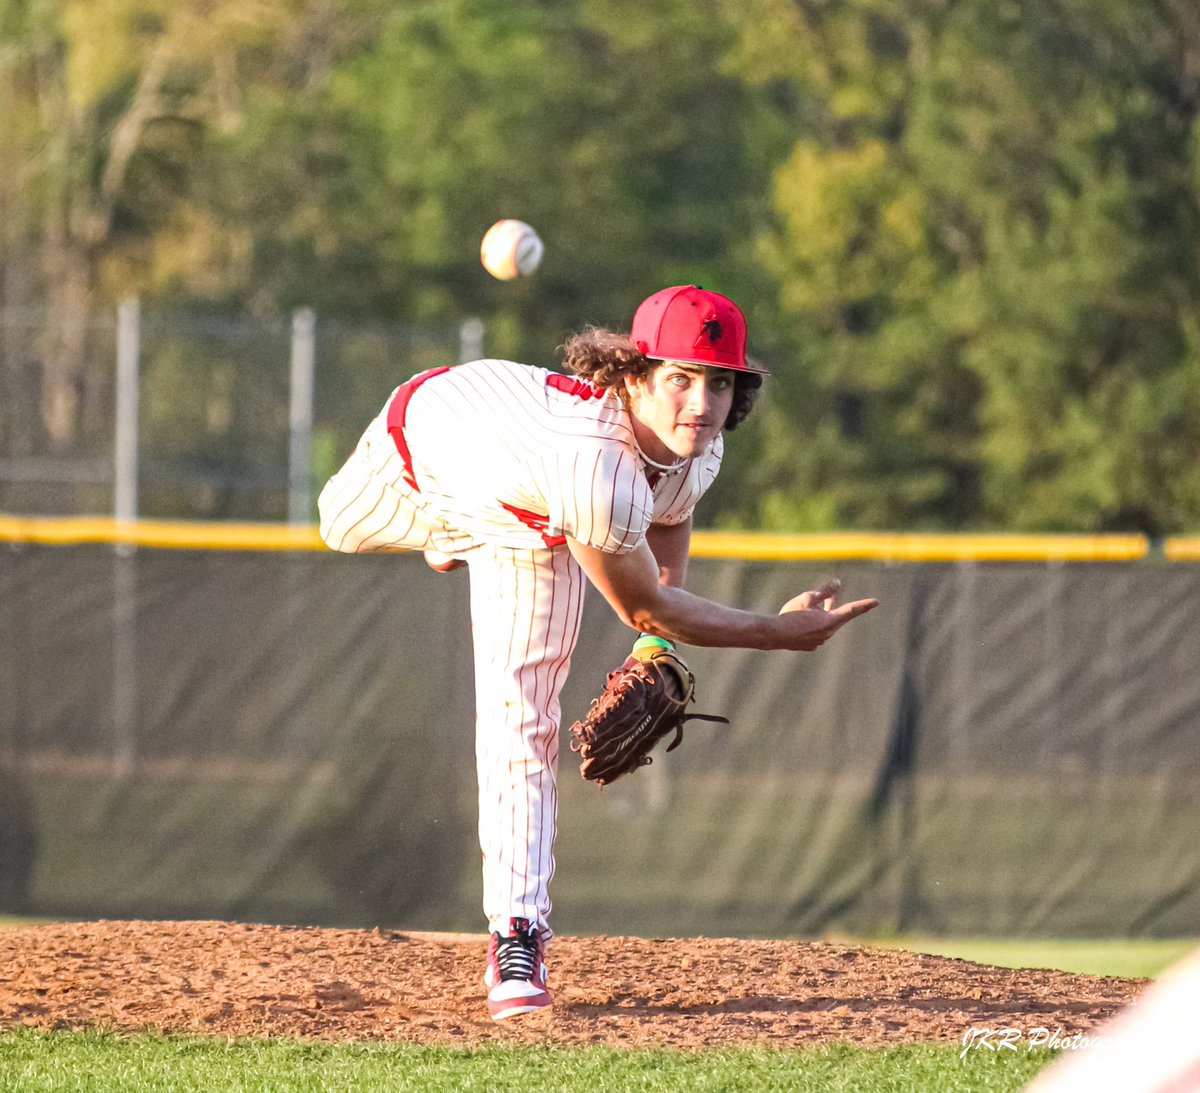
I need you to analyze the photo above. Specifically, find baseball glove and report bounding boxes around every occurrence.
[568,648,730,786]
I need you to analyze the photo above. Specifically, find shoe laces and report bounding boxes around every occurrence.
[495,919,540,981]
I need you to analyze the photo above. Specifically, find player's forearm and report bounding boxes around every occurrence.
[568,535,878,652]
[627,584,790,650]
[569,534,785,648]
[568,535,769,647]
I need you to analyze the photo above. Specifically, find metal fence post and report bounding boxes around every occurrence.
[289,307,316,525]
[114,297,140,523]
[113,297,140,774]
[459,317,484,363]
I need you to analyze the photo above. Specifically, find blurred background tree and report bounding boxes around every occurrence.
[0,0,321,451]
[2,0,1199,530]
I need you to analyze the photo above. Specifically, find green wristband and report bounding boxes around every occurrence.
[632,634,674,656]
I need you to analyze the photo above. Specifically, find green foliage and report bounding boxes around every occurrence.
[718,0,1200,533]
[4,0,1200,530]
[0,1032,1054,1092]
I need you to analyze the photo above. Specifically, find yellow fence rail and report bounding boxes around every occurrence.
[1165,538,1200,562]
[0,515,1177,561]
[0,516,324,552]
[688,531,1151,563]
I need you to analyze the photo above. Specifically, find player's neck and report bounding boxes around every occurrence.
[628,415,686,475]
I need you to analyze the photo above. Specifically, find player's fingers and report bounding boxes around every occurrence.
[817,577,842,612]
[780,578,843,615]
[815,577,842,605]
[830,598,880,625]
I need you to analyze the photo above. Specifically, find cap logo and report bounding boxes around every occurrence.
[699,318,724,346]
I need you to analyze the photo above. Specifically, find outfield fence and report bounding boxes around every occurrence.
[2,522,1199,940]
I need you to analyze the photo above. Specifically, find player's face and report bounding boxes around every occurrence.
[627,362,736,462]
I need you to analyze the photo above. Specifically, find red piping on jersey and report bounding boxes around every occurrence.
[386,366,451,491]
[499,502,567,549]
[546,373,603,400]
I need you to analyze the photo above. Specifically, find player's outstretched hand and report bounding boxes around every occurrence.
[776,578,879,651]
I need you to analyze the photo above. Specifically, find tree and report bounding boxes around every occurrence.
[916,0,1200,531]
[0,0,331,452]
[199,0,770,357]
[719,0,1200,533]
[717,0,981,531]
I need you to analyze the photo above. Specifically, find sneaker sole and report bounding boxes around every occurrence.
[488,990,552,1021]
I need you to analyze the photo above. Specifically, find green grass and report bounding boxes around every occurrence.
[875,936,1194,978]
[0,921,1171,1090]
[0,1031,1055,1092]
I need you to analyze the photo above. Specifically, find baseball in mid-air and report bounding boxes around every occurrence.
[481,219,544,280]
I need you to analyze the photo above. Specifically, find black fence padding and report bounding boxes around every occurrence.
[1,545,1197,938]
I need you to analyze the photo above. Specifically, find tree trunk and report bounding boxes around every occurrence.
[38,232,95,454]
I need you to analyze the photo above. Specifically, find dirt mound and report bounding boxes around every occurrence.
[0,920,1145,1050]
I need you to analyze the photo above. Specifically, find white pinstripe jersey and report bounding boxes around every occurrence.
[388,359,723,553]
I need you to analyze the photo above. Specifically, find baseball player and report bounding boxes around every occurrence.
[317,285,878,1020]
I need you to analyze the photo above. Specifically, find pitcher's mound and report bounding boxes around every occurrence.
[0,920,1144,1049]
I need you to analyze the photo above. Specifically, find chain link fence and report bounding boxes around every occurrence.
[0,305,474,521]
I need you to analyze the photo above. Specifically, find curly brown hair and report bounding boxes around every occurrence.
[560,327,761,431]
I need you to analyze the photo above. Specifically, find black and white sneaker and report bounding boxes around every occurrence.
[483,917,551,1020]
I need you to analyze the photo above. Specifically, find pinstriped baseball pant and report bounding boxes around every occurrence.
[468,543,585,941]
[318,451,585,941]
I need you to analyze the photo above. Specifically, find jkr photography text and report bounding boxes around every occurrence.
[960,1026,1111,1060]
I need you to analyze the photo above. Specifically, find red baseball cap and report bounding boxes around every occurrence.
[631,285,769,374]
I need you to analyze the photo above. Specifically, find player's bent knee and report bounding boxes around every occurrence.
[316,486,363,554]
